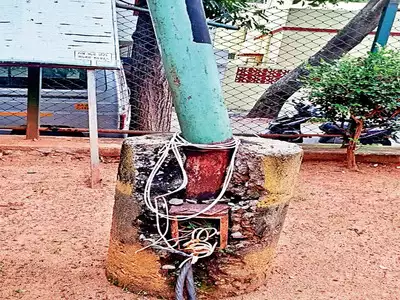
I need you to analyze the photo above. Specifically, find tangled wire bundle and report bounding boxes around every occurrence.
[136,133,240,299]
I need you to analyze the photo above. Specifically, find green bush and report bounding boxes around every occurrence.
[303,48,400,169]
[304,47,400,122]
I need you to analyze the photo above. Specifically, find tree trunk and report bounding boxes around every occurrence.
[247,0,389,119]
[347,116,364,170]
[127,0,172,131]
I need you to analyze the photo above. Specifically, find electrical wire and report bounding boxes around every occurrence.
[143,133,239,221]
[136,132,240,266]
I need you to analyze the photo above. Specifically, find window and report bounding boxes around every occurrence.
[0,67,87,90]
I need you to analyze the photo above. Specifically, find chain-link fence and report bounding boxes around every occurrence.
[0,65,130,137]
[1,1,399,144]
[211,3,400,144]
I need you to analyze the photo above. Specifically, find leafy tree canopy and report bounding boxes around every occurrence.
[203,0,268,30]
[203,0,367,31]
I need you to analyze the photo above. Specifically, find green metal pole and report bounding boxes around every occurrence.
[371,0,399,52]
[146,0,232,144]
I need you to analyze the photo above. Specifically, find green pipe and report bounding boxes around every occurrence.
[371,0,399,52]
[146,0,232,144]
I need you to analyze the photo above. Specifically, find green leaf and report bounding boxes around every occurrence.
[303,47,400,129]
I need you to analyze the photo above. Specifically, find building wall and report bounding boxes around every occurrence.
[275,7,400,68]
[213,4,400,111]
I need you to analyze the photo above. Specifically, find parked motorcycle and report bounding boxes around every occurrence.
[318,120,400,146]
[262,101,400,145]
[262,101,322,143]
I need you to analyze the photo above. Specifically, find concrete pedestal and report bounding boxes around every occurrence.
[106,134,303,299]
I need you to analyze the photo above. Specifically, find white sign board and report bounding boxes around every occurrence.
[0,0,120,69]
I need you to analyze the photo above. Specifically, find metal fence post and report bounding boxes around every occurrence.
[87,70,101,188]
[26,67,42,140]
[371,0,399,52]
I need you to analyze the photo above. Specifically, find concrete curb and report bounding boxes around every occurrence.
[0,136,399,164]
[302,144,400,164]
[0,136,122,158]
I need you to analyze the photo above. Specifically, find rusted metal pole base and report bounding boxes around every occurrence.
[184,148,231,200]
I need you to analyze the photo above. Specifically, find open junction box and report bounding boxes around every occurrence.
[169,203,229,250]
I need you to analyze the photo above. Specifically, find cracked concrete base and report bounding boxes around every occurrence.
[106,135,303,299]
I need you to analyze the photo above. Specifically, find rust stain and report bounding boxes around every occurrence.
[170,217,180,246]
[184,148,231,200]
[219,212,229,249]
[173,76,180,86]
[170,68,181,86]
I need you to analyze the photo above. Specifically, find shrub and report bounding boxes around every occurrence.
[303,47,400,169]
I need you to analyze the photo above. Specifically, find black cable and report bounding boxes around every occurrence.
[185,263,196,300]
[175,260,196,300]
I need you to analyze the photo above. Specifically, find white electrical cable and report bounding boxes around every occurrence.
[136,132,240,266]
[143,133,240,221]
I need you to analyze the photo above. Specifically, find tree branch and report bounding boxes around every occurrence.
[247,0,389,119]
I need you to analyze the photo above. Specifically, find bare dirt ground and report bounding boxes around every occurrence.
[0,151,399,300]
